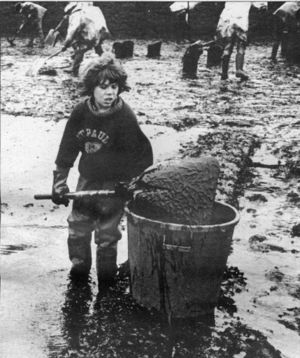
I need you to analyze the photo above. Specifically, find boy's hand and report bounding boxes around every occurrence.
[114,182,132,201]
[52,169,70,206]
[52,187,69,206]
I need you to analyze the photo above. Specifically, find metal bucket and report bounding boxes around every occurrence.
[125,201,240,318]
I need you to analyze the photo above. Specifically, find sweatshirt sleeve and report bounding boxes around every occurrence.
[55,104,82,169]
[116,106,153,180]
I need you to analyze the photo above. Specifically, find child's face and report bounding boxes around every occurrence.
[93,80,119,110]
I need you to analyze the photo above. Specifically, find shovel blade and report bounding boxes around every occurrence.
[45,29,60,46]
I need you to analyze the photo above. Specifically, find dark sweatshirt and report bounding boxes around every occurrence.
[55,97,153,182]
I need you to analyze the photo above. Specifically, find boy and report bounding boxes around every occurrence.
[52,53,153,282]
[15,1,47,48]
[216,1,267,82]
[61,2,110,76]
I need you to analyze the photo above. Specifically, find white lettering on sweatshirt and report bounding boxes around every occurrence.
[76,128,110,154]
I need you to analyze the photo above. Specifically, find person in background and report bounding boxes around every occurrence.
[270,1,300,63]
[61,2,110,76]
[216,1,267,82]
[169,2,202,43]
[15,1,47,48]
[169,1,196,43]
[52,52,153,283]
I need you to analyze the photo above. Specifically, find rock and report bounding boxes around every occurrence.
[249,234,267,251]
[287,191,300,204]
[246,193,268,202]
[246,208,256,213]
[266,244,286,253]
[38,66,58,76]
[249,234,267,244]
[291,223,300,237]
[265,268,284,282]
[1,202,9,213]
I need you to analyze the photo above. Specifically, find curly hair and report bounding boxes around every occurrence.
[80,52,130,96]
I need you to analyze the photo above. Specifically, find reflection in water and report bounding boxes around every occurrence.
[94,282,215,357]
[50,272,215,357]
[167,315,214,358]
[60,275,93,356]
[47,271,281,357]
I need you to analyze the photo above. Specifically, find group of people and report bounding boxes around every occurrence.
[15,1,110,75]
[15,1,300,80]
[12,1,300,285]
[171,1,300,81]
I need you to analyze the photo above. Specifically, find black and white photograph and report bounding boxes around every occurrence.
[1,1,300,357]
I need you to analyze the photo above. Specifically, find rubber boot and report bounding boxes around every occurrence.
[281,32,288,58]
[270,41,280,63]
[37,25,45,48]
[72,51,84,76]
[96,246,117,284]
[221,54,230,80]
[68,237,92,277]
[235,53,249,81]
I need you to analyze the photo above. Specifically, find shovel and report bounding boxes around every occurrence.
[45,29,61,47]
[6,23,25,47]
[34,175,168,203]
[34,189,117,201]
[45,15,67,47]
[45,8,80,47]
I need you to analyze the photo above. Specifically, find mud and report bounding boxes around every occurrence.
[291,224,300,237]
[132,156,220,225]
[180,130,259,206]
[43,274,283,358]
[1,38,300,358]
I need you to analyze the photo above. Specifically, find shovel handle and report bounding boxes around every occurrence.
[190,40,216,48]
[45,40,79,61]
[46,48,65,61]
[34,194,53,200]
[54,15,68,32]
[34,190,116,201]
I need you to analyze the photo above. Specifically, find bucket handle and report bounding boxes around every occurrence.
[162,234,191,253]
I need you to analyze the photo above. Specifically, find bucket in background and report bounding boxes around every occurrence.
[125,201,240,318]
